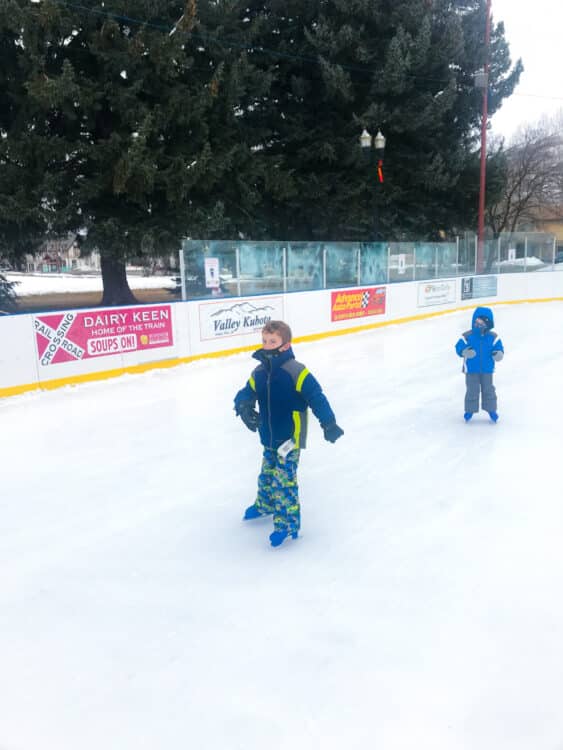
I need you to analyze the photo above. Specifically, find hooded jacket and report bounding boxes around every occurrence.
[234,346,335,449]
[455,306,504,374]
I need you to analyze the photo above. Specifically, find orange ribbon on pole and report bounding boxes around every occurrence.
[377,159,384,184]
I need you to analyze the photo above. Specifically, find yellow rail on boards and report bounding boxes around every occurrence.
[1,296,562,400]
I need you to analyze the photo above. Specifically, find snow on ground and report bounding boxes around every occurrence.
[6,272,178,295]
[538,262,563,272]
[497,256,544,268]
[1,302,563,750]
[7,267,563,297]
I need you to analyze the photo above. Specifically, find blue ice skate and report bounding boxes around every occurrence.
[464,412,473,422]
[243,504,272,521]
[488,411,499,423]
[269,529,298,547]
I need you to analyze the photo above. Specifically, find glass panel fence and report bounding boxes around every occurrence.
[458,237,476,276]
[238,242,284,296]
[435,242,458,279]
[525,234,556,266]
[325,243,359,288]
[360,242,388,285]
[287,242,324,292]
[414,243,437,281]
[388,242,415,283]
[180,233,556,299]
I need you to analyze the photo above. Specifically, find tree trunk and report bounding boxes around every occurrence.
[100,255,138,306]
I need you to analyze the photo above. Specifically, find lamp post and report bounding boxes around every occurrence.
[360,128,386,240]
[476,0,492,274]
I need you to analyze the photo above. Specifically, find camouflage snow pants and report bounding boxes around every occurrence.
[255,448,301,534]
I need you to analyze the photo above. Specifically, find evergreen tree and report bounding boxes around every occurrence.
[4,0,276,303]
[0,0,48,265]
[229,0,522,240]
[1,0,522,298]
[0,273,17,313]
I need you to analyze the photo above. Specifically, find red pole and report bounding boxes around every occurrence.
[477,0,492,274]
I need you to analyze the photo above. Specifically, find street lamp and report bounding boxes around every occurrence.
[476,0,492,274]
[360,128,386,240]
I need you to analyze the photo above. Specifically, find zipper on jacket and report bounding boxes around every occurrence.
[267,371,273,449]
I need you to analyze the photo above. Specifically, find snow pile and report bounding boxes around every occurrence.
[6,272,178,296]
[496,255,545,268]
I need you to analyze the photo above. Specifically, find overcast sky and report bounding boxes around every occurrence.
[490,0,563,140]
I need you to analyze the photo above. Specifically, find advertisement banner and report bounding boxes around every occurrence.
[34,305,174,367]
[204,257,220,288]
[199,296,284,340]
[417,280,456,307]
[461,275,498,301]
[330,287,386,322]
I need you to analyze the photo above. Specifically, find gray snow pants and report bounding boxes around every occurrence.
[465,373,497,414]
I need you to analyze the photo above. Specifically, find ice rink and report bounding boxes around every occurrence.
[1,301,562,750]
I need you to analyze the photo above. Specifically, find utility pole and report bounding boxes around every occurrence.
[477,0,492,274]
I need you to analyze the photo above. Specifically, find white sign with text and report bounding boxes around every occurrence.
[417,280,456,307]
[199,296,285,340]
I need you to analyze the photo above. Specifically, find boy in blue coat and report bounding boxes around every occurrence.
[234,320,343,547]
[455,306,504,422]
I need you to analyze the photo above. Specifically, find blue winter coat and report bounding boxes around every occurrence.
[455,306,504,374]
[234,347,336,449]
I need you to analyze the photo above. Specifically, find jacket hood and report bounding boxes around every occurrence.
[472,306,494,330]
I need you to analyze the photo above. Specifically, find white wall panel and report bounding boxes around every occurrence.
[1,272,562,398]
[0,314,39,390]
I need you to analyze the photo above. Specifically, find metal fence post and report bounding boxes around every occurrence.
[282,246,287,293]
[357,245,361,286]
[524,235,528,273]
[386,244,390,284]
[235,245,241,296]
[553,236,556,267]
[455,236,459,275]
[179,245,187,301]
[322,246,327,288]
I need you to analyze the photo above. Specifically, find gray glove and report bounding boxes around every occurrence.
[462,347,476,359]
[492,350,504,362]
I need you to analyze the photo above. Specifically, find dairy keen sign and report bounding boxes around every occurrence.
[198,297,284,340]
[34,305,174,367]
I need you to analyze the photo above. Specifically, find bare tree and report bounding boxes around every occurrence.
[487,115,563,237]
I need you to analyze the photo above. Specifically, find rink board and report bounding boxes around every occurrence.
[1,271,562,399]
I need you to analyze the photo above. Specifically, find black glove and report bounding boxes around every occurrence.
[322,422,344,443]
[236,402,259,432]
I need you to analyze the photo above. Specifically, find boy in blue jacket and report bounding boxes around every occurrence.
[455,306,504,422]
[234,320,343,547]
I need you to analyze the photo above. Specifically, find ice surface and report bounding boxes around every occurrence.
[1,302,562,750]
